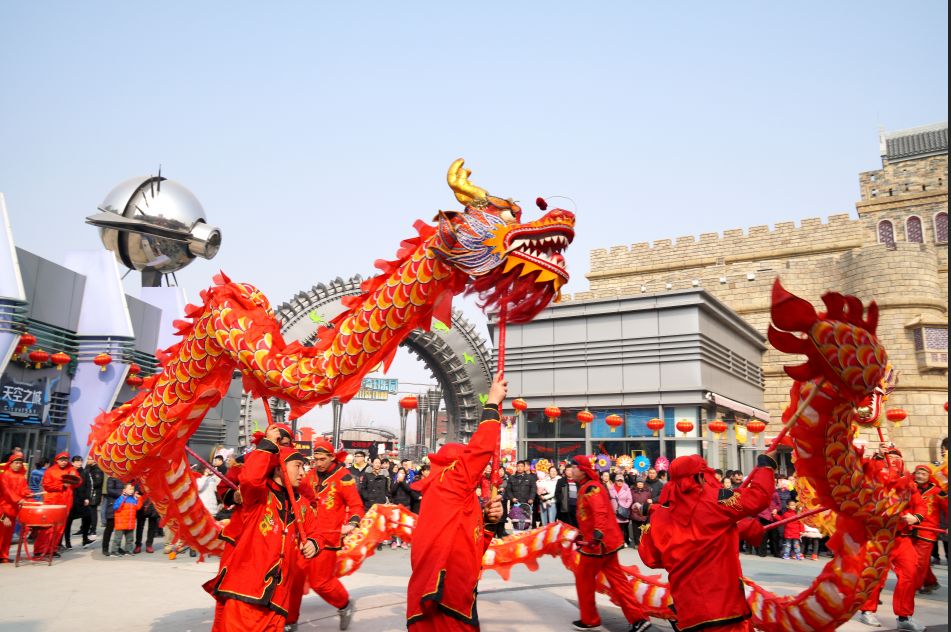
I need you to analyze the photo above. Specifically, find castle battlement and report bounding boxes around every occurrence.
[588,213,858,278]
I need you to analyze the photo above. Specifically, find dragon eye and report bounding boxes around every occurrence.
[499,208,520,224]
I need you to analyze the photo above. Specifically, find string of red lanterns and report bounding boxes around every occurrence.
[543,406,561,423]
[675,419,695,436]
[605,413,624,433]
[93,353,112,372]
[576,409,594,429]
[646,418,665,436]
[708,419,728,439]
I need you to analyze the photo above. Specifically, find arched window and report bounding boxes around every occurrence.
[935,212,948,244]
[877,220,895,245]
[906,216,923,243]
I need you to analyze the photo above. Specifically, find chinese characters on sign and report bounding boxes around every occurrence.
[352,377,399,401]
[0,375,49,423]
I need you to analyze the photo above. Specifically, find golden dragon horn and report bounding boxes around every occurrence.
[447,158,488,206]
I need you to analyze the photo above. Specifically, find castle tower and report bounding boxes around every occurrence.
[578,123,948,462]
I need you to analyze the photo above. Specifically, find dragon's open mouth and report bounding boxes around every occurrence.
[505,226,573,281]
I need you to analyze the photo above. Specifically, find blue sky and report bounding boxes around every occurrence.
[1,2,947,435]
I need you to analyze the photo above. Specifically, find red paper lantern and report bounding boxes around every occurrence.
[93,353,112,372]
[675,419,695,436]
[708,419,728,439]
[399,395,419,410]
[17,332,36,356]
[576,409,594,429]
[28,349,49,369]
[605,413,624,433]
[126,375,144,389]
[512,398,528,412]
[544,406,561,423]
[646,418,665,437]
[885,408,906,428]
[746,419,767,435]
[128,363,142,375]
[50,352,71,370]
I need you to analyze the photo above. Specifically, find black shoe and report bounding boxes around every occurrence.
[629,620,653,632]
[572,621,601,630]
[117,548,128,556]
[103,551,111,557]
[72,530,83,536]
[53,552,61,558]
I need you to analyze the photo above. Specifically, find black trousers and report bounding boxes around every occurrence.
[135,511,160,547]
[80,504,99,541]
[631,521,645,546]
[757,517,782,557]
[101,517,115,554]
[64,506,88,547]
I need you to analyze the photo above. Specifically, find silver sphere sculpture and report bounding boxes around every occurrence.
[86,174,221,285]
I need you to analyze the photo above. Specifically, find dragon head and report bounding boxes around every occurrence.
[431,159,575,323]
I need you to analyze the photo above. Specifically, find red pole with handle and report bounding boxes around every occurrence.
[490,299,508,492]
[183,445,238,491]
[762,506,828,532]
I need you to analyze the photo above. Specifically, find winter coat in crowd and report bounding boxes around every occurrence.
[778,509,804,539]
[69,466,91,519]
[389,478,414,508]
[196,472,221,515]
[607,481,634,524]
[506,472,536,505]
[112,494,143,530]
[360,470,391,508]
[104,477,125,519]
[644,476,664,502]
[629,487,652,523]
[84,464,104,506]
[757,490,782,522]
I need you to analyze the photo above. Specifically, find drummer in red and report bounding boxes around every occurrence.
[638,451,778,632]
[406,372,507,632]
[286,437,364,631]
[569,454,652,632]
[204,443,319,632]
[33,451,82,559]
[0,453,32,562]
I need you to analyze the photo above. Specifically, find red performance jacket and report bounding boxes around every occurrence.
[407,406,501,628]
[576,480,625,557]
[0,468,30,521]
[204,445,319,617]
[913,482,947,543]
[301,462,364,550]
[42,463,82,511]
[639,461,775,632]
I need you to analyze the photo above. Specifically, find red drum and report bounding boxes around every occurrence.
[18,503,67,526]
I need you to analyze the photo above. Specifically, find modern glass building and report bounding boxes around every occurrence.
[491,289,771,472]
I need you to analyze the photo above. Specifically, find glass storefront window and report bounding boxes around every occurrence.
[524,408,586,439]
[525,440,586,465]
[626,407,661,437]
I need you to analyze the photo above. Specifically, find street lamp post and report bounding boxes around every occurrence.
[415,393,428,446]
[331,398,343,448]
[428,388,442,449]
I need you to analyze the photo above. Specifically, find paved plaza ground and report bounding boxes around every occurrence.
[0,535,947,632]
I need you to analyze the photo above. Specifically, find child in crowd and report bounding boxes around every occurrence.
[109,483,142,557]
[779,499,803,560]
[801,522,823,560]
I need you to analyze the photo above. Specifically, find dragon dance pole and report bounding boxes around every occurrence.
[767,378,827,452]
[260,398,307,532]
[184,445,237,491]
[762,506,828,532]
[490,299,508,494]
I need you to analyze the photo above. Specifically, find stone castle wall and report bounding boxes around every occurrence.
[571,151,948,464]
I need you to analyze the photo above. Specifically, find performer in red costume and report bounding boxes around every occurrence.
[406,372,506,632]
[0,453,32,562]
[856,447,928,632]
[569,454,652,632]
[638,451,777,632]
[911,464,946,594]
[285,437,364,631]
[204,442,319,632]
[33,451,81,559]
[210,423,297,624]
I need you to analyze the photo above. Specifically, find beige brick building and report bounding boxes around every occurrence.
[571,123,948,463]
